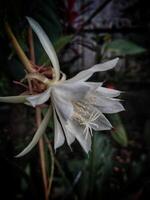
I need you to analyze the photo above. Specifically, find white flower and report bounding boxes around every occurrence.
[0,17,124,157]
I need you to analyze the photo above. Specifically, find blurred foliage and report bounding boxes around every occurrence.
[110,114,128,147]
[103,39,146,56]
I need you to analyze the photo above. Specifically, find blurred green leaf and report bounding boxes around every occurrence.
[110,114,128,147]
[54,35,73,53]
[104,39,146,56]
[76,134,115,199]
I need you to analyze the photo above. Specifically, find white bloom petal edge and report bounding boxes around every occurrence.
[53,108,65,150]
[15,107,52,157]
[53,101,75,147]
[27,17,60,80]
[66,58,119,83]
[27,88,51,107]
[66,120,92,153]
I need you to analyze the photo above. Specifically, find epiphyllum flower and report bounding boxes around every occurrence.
[0,17,124,157]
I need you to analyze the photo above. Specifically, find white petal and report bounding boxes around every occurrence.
[91,112,112,131]
[53,102,75,146]
[27,88,51,107]
[96,86,122,98]
[86,82,103,89]
[52,90,73,121]
[66,58,119,83]
[54,82,90,101]
[88,93,125,114]
[64,126,75,146]
[0,95,27,103]
[66,120,91,153]
[97,101,125,113]
[53,108,65,150]
[15,107,52,157]
[27,17,60,80]
[86,105,112,130]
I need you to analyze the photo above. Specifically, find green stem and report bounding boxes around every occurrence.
[88,135,95,199]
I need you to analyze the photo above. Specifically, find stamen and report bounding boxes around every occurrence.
[72,100,101,140]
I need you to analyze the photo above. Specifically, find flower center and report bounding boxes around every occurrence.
[72,101,100,139]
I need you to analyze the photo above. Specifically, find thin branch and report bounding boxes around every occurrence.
[5,22,35,73]
[28,28,48,200]
[44,135,55,198]
[28,27,35,64]
[54,158,71,187]
[36,107,48,200]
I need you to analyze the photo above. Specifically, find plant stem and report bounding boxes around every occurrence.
[54,158,71,186]
[44,135,54,198]
[28,27,49,200]
[36,107,48,200]
[5,22,35,73]
[28,27,35,64]
[88,135,95,200]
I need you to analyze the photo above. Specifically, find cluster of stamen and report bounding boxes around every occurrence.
[72,101,101,139]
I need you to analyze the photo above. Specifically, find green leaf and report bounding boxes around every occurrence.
[82,134,114,198]
[110,114,128,147]
[104,39,146,56]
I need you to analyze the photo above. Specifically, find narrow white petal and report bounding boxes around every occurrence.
[66,120,91,153]
[64,127,75,146]
[0,95,27,103]
[96,86,122,98]
[15,107,52,157]
[88,94,125,114]
[98,101,125,113]
[52,89,74,121]
[66,58,119,83]
[53,108,65,150]
[27,17,60,80]
[27,88,51,107]
[53,102,75,146]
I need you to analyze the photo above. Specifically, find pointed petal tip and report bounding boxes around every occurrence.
[14,152,25,158]
[116,57,119,62]
[15,107,51,158]
[26,16,30,20]
[113,57,119,64]
[85,148,91,154]
[26,17,35,28]
[109,57,119,67]
[66,57,120,83]
[120,106,125,112]
[26,16,30,21]
[26,16,34,25]
[26,16,60,81]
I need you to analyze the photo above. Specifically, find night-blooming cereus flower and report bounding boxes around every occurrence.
[0,17,124,157]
